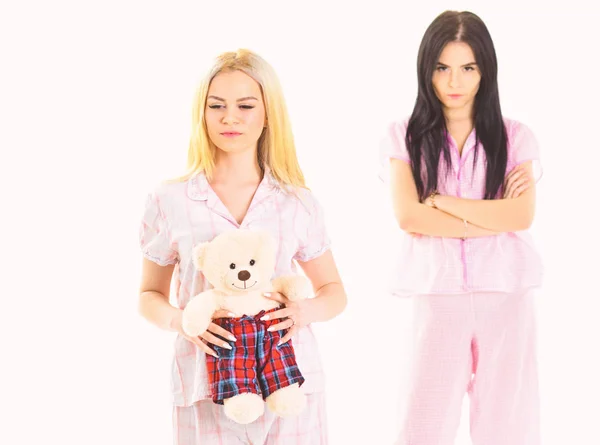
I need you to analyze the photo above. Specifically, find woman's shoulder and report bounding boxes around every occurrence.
[502,117,536,142]
[281,186,324,217]
[502,117,542,172]
[151,178,190,198]
[144,174,198,211]
[385,116,411,136]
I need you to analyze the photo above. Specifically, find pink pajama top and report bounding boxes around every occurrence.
[379,117,544,297]
[140,170,330,406]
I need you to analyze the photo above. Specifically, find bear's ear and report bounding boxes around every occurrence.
[256,230,276,251]
[192,242,209,270]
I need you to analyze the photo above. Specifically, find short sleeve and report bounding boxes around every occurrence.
[378,119,411,184]
[139,191,179,266]
[293,191,331,263]
[508,120,543,183]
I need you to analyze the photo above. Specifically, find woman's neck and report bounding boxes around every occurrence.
[212,148,262,185]
[444,106,474,154]
[444,105,473,128]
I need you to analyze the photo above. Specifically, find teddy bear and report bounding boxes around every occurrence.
[182,229,312,425]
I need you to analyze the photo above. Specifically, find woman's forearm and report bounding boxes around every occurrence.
[306,282,347,323]
[139,290,181,332]
[398,203,498,238]
[434,194,534,232]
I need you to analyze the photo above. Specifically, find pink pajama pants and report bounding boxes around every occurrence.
[173,391,328,444]
[395,290,540,445]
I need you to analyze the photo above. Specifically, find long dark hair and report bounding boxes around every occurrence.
[407,11,507,200]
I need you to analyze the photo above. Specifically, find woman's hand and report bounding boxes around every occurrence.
[171,309,237,358]
[504,164,532,199]
[261,292,313,345]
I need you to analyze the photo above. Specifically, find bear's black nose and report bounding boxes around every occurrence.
[238,270,251,281]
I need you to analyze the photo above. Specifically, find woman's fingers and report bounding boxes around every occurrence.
[184,334,218,358]
[263,292,289,304]
[207,322,237,342]
[260,307,291,321]
[200,330,233,350]
[507,176,527,198]
[267,318,294,333]
[212,309,237,319]
[278,326,297,346]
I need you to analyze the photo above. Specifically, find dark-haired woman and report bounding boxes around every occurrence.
[379,10,543,445]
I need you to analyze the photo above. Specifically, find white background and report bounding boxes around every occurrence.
[2,1,599,444]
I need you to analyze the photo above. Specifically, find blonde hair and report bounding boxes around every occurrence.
[175,49,306,188]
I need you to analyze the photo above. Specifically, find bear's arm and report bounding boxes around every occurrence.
[181,289,222,336]
[271,275,312,302]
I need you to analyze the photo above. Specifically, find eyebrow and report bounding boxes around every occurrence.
[437,62,477,67]
[207,95,259,102]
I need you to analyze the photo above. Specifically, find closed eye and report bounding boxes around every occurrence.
[207,104,255,110]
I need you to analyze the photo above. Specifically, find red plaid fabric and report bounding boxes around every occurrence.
[206,307,305,404]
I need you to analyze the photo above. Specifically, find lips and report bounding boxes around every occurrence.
[221,132,242,137]
[448,94,463,99]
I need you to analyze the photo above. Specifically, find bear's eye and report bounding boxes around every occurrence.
[249,259,255,266]
[229,263,236,270]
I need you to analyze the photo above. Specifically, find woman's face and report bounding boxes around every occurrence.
[432,41,481,114]
[205,70,266,155]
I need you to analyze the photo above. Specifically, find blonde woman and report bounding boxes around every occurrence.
[138,49,346,444]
